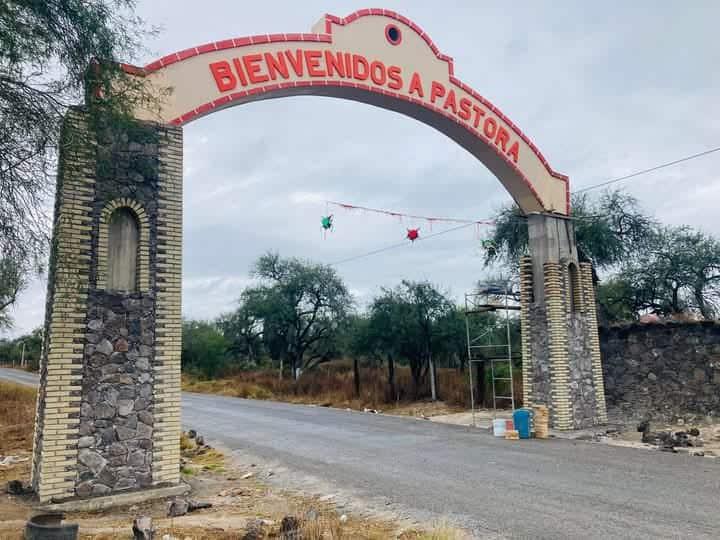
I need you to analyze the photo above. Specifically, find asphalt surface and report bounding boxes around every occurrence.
[2,367,718,538]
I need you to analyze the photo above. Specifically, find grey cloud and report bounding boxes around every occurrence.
[4,0,719,337]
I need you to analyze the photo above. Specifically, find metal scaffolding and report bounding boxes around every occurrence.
[464,282,520,426]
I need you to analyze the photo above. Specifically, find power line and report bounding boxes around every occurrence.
[574,145,720,194]
[330,222,475,266]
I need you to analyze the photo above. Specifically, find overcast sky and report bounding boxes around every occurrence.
[3,1,720,338]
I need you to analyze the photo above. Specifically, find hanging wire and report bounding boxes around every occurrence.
[330,222,475,266]
[326,144,720,265]
[573,145,720,194]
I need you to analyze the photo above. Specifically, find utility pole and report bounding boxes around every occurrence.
[429,351,437,401]
[21,341,26,368]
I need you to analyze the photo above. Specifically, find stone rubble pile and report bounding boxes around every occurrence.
[637,420,705,452]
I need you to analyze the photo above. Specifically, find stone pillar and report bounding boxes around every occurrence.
[520,213,608,430]
[580,262,608,423]
[32,107,183,503]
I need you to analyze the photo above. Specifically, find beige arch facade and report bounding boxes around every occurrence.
[31,9,606,503]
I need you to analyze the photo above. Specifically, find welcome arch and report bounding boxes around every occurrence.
[124,9,570,216]
[31,9,606,503]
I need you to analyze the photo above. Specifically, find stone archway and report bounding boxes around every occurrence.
[31,9,606,503]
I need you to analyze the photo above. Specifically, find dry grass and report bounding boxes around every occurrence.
[0,382,36,526]
[180,431,225,474]
[0,381,36,455]
[184,361,524,415]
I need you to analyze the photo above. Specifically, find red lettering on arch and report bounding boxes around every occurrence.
[370,61,386,86]
[443,89,458,114]
[507,141,520,163]
[243,54,268,84]
[206,52,524,183]
[388,66,403,90]
[483,117,497,139]
[458,98,472,121]
[495,126,510,152]
[352,55,369,81]
[408,72,424,97]
[472,105,485,128]
[304,50,325,77]
[430,81,446,104]
[285,49,304,76]
[209,61,237,92]
[325,50,346,78]
[264,52,289,80]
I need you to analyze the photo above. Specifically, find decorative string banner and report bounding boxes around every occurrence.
[326,200,495,236]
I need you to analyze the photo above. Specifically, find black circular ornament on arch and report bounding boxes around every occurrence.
[385,24,402,45]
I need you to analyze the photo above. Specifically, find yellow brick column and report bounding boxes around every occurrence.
[152,126,184,485]
[519,256,534,406]
[544,262,572,430]
[580,263,608,423]
[31,109,95,502]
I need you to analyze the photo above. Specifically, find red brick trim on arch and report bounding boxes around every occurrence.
[119,9,570,215]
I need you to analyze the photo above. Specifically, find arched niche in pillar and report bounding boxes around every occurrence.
[107,208,140,292]
[97,198,151,292]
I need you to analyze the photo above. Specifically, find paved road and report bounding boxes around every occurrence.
[2,368,718,538]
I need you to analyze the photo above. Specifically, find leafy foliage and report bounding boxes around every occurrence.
[355,281,454,397]
[0,326,43,369]
[224,253,354,379]
[217,297,263,367]
[484,190,655,270]
[610,226,720,320]
[596,277,638,324]
[0,0,154,324]
[181,320,229,378]
[0,257,23,328]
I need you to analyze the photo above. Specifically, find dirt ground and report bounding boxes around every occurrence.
[1,436,469,539]
[0,380,467,539]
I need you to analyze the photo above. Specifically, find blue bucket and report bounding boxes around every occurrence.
[512,408,534,439]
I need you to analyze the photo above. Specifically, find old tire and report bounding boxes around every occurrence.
[24,513,78,540]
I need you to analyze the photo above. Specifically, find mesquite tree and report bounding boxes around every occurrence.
[0,1,154,327]
[484,190,655,271]
[235,253,353,380]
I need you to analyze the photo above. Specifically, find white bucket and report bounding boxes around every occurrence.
[493,418,507,437]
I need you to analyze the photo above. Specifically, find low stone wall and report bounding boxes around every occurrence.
[600,322,720,421]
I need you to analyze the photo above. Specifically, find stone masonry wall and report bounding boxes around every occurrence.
[528,304,551,408]
[567,315,596,428]
[75,115,162,496]
[77,294,156,495]
[601,322,720,422]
